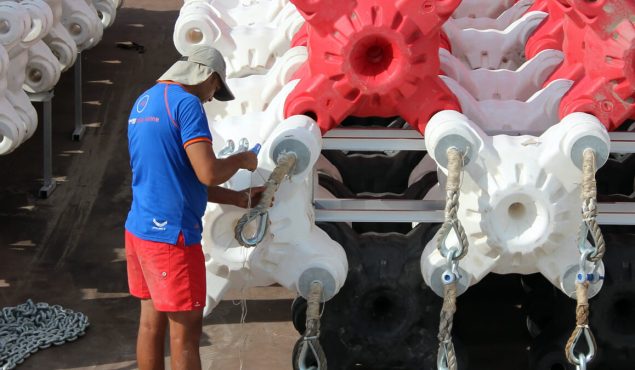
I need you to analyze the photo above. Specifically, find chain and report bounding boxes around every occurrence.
[0,300,89,370]
[436,147,467,370]
[566,149,603,370]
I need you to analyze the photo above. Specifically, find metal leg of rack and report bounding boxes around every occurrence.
[72,52,85,141]
[28,90,57,198]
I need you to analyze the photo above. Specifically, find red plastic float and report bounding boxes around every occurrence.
[524,0,566,60]
[284,0,462,134]
[543,0,635,131]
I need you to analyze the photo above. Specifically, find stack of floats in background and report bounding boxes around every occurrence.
[0,0,122,155]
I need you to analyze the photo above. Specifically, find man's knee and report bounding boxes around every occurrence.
[167,310,203,342]
[139,300,167,335]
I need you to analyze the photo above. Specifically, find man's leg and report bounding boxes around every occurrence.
[137,299,168,370]
[167,310,203,370]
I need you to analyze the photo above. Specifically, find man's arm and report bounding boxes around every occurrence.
[185,141,257,186]
[207,186,266,208]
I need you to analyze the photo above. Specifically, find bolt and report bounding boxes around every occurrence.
[70,23,82,35]
[28,69,42,83]
[0,19,9,34]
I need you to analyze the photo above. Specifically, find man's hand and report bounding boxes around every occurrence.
[237,186,268,208]
[237,151,258,172]
[187,141,259,186]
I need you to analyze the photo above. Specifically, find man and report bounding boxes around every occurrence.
[125,45,260,370]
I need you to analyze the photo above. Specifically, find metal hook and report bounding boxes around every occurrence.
[237,138,249,153]
[577,353,587,370]
[297,338,323,370]
[437,340,453,370]
[568,325,597,366]
[236,211,269,247]
[218,140,235,158]
[438,221,465,260]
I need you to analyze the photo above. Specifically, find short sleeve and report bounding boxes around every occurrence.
[177,96,213,149]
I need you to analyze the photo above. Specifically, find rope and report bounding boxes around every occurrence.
[0,300,89,370]
[436,147,467,370]
[565,282,591,364]
[436,148,469,260]
[580,149,605,262]
[294,281,328,370]
[305,281,322,335]
[565,149,603,368]
[437,283,458,370]
[234,152,297,247]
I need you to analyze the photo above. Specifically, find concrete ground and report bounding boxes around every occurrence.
[0,1,297,369]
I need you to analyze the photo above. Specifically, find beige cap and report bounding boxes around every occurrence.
[159,45,235,101]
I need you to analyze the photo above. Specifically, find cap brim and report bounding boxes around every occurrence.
[159,61,213,86]
[214,77,235,102]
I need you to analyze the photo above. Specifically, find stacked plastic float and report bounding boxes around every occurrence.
[174,0,635,369]
[0,0,120,156]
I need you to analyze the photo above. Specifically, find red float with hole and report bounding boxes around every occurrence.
[284,0,462,134]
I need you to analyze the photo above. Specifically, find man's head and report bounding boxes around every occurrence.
[159,45,234,102]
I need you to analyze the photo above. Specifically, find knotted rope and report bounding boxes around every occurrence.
[436,147,467,370]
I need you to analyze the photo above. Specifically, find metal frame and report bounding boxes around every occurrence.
[316,128,635,225]
[322,128,635,153]
[72,52,85,141]
[314,199,635,225]
[28,90,57,199]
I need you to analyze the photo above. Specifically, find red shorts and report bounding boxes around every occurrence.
[125,230,206,312]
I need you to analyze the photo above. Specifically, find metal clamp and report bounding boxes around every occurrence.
[576,250,603,284]
[441,247,461,285]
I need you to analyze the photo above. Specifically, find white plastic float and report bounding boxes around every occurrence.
[201,82,348,315]
[443,10,547,70]
[43,0,78,71]
[440,48,564,102]
[174,0,304,77]
[204,46,307,121]
[421,111,610,299]
[61,0,103,51]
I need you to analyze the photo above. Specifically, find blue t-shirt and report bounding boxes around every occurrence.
[125,82,212,245]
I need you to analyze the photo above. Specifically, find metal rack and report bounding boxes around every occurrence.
[316,127,635,225]
[72,52,85,141]
[27,90,56,199]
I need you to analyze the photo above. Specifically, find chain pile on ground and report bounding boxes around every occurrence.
[0,299,89,370]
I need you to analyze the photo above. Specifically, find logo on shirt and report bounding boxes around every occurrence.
[152,218,168,231]
[136,94,150,113]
